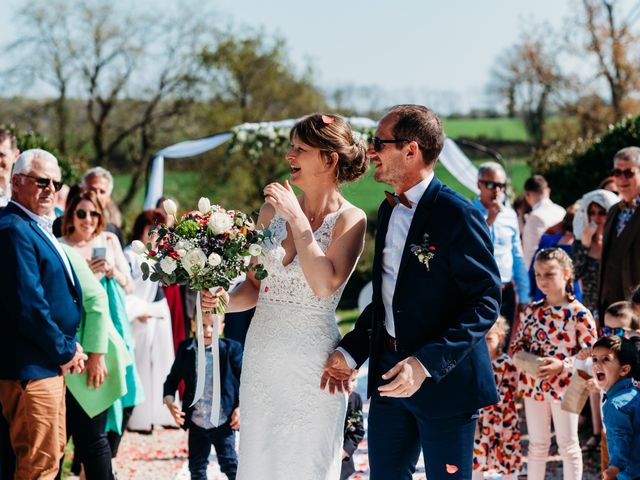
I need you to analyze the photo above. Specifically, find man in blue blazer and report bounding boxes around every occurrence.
[322,105,502,479]
[0,149,85,480]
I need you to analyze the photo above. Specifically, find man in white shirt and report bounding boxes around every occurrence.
[322,105,501,480]
[521,174,566,268]
[0,130,20,207]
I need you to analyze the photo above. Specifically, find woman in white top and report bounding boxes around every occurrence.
[123,209,175,431]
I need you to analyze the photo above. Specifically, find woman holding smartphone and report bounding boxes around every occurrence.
[60,190,144,457]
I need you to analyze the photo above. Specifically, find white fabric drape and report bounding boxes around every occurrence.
[439,137,480,194]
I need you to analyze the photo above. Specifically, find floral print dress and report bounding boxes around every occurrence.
[511,298,597,401]
[473,353,523,475]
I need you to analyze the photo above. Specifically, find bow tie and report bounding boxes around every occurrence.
[384,191,412,209]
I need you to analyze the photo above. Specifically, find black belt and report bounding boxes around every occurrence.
[383,329,397,352]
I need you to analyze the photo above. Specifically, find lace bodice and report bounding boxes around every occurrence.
[258,202,353,313]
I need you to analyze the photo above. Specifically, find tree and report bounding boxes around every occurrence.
[7,1,77,154]
[574,0,640,121]
[5,0,212,216]
[488,26,566,146]
[199,30,327,208]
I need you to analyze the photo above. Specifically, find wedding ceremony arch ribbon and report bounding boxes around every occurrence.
[192,290,222,426]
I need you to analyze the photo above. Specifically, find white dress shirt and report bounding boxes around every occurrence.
[11,200,75,285]
[338,174,434,373]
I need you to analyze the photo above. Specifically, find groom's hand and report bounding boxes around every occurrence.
[320,351,354,394]
[378,356,427,398]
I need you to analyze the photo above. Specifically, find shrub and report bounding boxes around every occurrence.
[531,115,640,207]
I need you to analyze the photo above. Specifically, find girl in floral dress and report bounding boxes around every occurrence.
[511,248,597,480]
[473,316,522,480]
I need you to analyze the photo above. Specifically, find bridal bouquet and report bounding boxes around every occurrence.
[133,197,269,314]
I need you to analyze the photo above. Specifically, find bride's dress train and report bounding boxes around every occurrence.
[237,204,354,480]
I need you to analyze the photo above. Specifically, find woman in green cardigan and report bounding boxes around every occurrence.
[61,244,133,479]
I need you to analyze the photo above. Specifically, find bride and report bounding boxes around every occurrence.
[203,113,368,479]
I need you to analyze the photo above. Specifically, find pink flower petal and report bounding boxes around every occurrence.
[446,464,459,474]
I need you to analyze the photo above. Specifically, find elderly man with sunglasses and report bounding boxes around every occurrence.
[472,162,530,327]
[599,146,640,321]
[0,149,86,479]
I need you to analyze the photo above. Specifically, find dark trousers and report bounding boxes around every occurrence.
[0,408,14,480]
[64,392,113,480]
[500,282,517,351]
[367,350,478,480]
[188,422,237,480]
[107,406,133,458]
[223,308,255,347]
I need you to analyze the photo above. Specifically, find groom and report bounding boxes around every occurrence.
[322,105,501,479]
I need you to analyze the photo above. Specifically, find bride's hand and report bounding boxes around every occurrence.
[201,287,229,312]
[263,181,303,223]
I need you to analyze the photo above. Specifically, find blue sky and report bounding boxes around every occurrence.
[1,0,574,112]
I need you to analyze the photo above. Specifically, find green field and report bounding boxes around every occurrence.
[443,117,528,141]
[113,157,531,219]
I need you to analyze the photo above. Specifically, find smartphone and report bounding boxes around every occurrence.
[91,247,107,260]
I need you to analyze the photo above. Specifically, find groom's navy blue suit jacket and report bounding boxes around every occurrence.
[340,176,501,416]
[0,202,82,380]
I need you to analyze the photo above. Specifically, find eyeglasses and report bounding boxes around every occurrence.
[75,209,101,220]
[587,209,607,217]
[20,174,63,192]
[479,180,507,190]
[602,325,627,337]
[372,136,410,152]
[611,168,638,179]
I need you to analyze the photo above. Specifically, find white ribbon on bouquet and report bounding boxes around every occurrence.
[192,290,222,426]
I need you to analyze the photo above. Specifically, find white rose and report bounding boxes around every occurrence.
[248,244,262,256]
[181,248,207,274]
[176,248,187,257]
[131,240,146,255]
[236,130,248,142]
[163,199,177,216]
[198,197,211,214]
[208,252,222,267]
[208,212,234,235]
[160,257,177,274]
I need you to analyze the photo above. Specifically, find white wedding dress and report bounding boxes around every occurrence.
[237,203,354,480]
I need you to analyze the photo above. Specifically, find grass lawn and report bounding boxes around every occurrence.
[113,158,531,219]
[442,117,528,141]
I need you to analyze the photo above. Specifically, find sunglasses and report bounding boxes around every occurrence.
[479,180,507,190]
[372,136,410,152]
[75,209,101,220]
[20,174,63,192]
[602,326,628,337]
[587,209,607,217]
[611,168,637,179]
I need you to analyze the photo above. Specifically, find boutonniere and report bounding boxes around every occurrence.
[345,410,362,432]
[410,233,436,271]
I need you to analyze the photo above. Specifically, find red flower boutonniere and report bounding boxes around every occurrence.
[410,233,436,271]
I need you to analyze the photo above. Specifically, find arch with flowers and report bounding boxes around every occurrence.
[143,117,480,209]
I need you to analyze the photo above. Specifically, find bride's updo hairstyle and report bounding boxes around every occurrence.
[290,113,369,184]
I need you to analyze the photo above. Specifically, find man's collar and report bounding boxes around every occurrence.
[9,200,54,233]
[398,172,434,207]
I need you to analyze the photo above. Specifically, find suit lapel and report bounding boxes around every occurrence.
[396,176,443,282]
[29,222,76,292]
[372,200,393,296]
